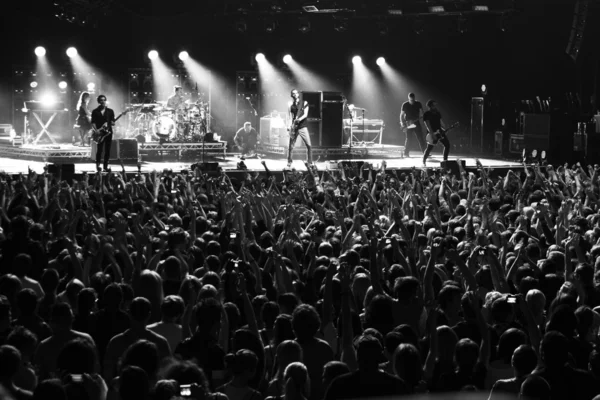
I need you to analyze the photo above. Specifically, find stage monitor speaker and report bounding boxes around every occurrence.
[522,114,551,137]
[193,162,219,172]
[48,164,75,182]
[301,91,322,119]
[90,139,138,163]
[118,139,139,162]
[440,160,465,176]
[321,101,344,147]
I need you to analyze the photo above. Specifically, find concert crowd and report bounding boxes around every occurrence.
[1,159,600,400]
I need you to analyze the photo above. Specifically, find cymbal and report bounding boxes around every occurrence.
[163,107,175,112]
[153,107,164,112]
[156,100,167,105]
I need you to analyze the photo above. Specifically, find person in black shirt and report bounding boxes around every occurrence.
[91,94,116,172]
[400,92,426,158]
[234,122,259,157]
[423,99,450,166]
[287,89,312,168]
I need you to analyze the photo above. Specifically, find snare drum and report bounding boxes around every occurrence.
[152,116,176,140]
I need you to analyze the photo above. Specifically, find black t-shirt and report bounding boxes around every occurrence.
[324,370,409,400]
[423,109,443,132]
[290,100,307,130]
[401,101,423,123]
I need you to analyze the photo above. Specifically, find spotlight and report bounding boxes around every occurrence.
[66,47,78,58]
[264,19,278,33]
[298,18,311,33]
[377,22,389,36]
[481,84,487,95]
[235,20,247,33]
[334,18,348,33]
[179,51,189,61]
[352,56,362,65]
[255,53,266,63]
[376,57,386,66]
[283,54,292,64]
[148,50,158,60]
[40,93,56,106]
[30,81,38,88]
[58,81,68,89]
[34,46,46,57]
[87,82,96,91]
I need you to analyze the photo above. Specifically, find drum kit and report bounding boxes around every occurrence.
[126,99,210,143]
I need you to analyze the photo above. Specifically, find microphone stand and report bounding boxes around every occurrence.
[362,109,365,144]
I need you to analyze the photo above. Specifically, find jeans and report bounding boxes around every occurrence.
[423,135,451,163]
[96,135,112,169]
[288,127,312,164]
[404,123,426,156]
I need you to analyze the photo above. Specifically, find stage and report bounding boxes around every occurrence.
[0,142,523,177]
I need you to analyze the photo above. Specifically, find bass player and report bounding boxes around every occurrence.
[286,89,313,168]
[422,99,450,166]
[400,92,426,158]
[91,94,116,172]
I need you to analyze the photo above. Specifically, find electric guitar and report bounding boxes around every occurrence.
[92,108,130,144]
[426,122,459,145]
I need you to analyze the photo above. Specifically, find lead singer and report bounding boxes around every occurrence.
[287,89,313,168]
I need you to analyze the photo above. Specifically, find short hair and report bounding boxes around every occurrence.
[426,99,436,108]
[520,376,551,400]
[173,85,182,91]
[97,94,106,102]
[119,366,150,400]
[56,338,98,374]
[161,295,185,321]
[51,302,74,325]
[122,339,160,379]
[408,92,415,99]
[6,326,38,355]
[130,297,152,322]
[244,121,251,127]
[292,304,321,341]
[0,345,22,378]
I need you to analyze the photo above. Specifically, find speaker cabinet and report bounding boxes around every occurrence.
[509,134,525,154]
[301,91,323,119]
[522,114,551,137]
[90,139,138,163]
[494,131,506,156]
[440,160,465,176]
[48,164,75,182]
[321,101,344,147]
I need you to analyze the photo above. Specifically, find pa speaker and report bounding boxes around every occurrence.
[48,164,75,182]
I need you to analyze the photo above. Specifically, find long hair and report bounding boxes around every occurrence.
[76,91,90,110]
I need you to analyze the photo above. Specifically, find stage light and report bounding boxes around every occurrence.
[179,51,189,61]
[66,47,78,58]
[87,82,96,91]
[148,50,158,60]
[40,93,56,106]
[473,5,489,11]
[35,46,46,57]
[255,53,266,63]
[352,56,362,65]
[481,84,487,95]
[376,57,386,66]
[283,54,292,64]
[58,81,68,89]
[30,81,38,88]
[298,18,311,33]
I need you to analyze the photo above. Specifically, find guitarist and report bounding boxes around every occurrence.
[91,94,116,172]
[400,92,426,158]
[286,89,313,168]
[422,99,450,166]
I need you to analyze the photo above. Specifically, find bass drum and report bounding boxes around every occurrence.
[152,116,176,140]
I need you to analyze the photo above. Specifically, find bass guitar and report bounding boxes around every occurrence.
[92,108,130,144]
[426,122,459,145]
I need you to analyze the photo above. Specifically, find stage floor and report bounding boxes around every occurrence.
[0,153,522,175]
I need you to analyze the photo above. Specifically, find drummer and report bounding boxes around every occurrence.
[166,85,186,110]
